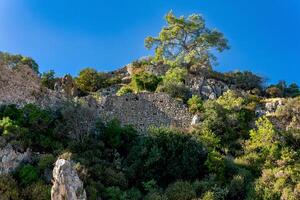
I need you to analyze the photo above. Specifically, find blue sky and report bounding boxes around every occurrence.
[0,0,299,84]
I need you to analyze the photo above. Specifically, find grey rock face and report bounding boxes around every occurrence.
[186,74,229,99]
[51,159,86,200]
[0,144,31,175]
[0,63,64,108]
[265,99,285,114]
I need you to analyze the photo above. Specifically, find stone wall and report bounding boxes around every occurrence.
[98,93,193,132]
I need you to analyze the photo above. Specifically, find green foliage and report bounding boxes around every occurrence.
[165,181,196,200]
[0,117,21,136]
[223,71,264,91]
[156,81,191,101]
[198,91,255,155]
[76,68,108,93]
[205,151,225,180]
[156,66,191,101]
[266,81,300,98]
[41,70,56,89]
[0,175,20,200]
[22,181,51,200]
[17,164,39,186]
[266,86,283,98]
[0,51,39,73]
[125,127,207,187]
[131,72,161,92]
[117,85,134,96]
[164,67,187,83]
[188,95,203,114]
[145,11,228,69]
[201,191,215,200]
[38,154,55,171]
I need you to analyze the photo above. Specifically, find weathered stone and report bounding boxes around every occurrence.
[54,75,78,98]
[0,143,31,175]
[51,159,86,200]
[0,63,64,108]
[98,93,193,132]
[191,114,200,126]
[186,74,229,99]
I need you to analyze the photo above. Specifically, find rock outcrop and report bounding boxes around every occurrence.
[98,93,193,132]
[51,159,86,200]
[186,74,229,99]
[0,143,31,175]
[54,75,78,98]
[0,63,63,107]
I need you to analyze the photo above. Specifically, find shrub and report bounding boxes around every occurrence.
[117,85,134,96]
[145,192,167,200]
[223,71,264,91]
[156,81,191,101]
[125,127,207,187]
[187,95,204,114]
[22,182,51,200]
[165,181,196,200]
[0,175,20,200]
[131,72,161,92]
[76,68,108,93]
[205,151,225,180]
[201,191,215,200]
[265,86,282,98]
[55,102,97,142]
[0,51,39,73]
[38,154,55,171]
[0,117,21,136]
[164,67,187,83]
[17,164,39,186]
[227,175,246,200]
[41,70,56,89]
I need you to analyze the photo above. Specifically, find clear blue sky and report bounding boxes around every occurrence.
[0,0,299,84]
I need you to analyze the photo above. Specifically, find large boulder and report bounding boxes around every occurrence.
[0,143,31,175]
[51,159,86,200]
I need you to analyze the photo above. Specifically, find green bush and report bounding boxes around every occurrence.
[165,181,196,200]
[187,95,203,114]
[156,81,191,101]
[0,51,39,73]
[0,175,20,200]
[265,86,282,98]
[201,191,215,200]
[38,154,55,171]
[17,164,39,186]
[117,85,134,96]
[223,71,264,91]
[131,72,161,92]
[76,68,108,93]
[205,151,225,180]
[22,182,51,200]
[125,127,207,187]
[164,67,187,83]
[41,70,57,90]
[0,117,21,136]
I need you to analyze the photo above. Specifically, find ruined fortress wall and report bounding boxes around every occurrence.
[98,93,193,132]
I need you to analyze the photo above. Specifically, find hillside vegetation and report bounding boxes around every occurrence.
[1,12,300,200]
